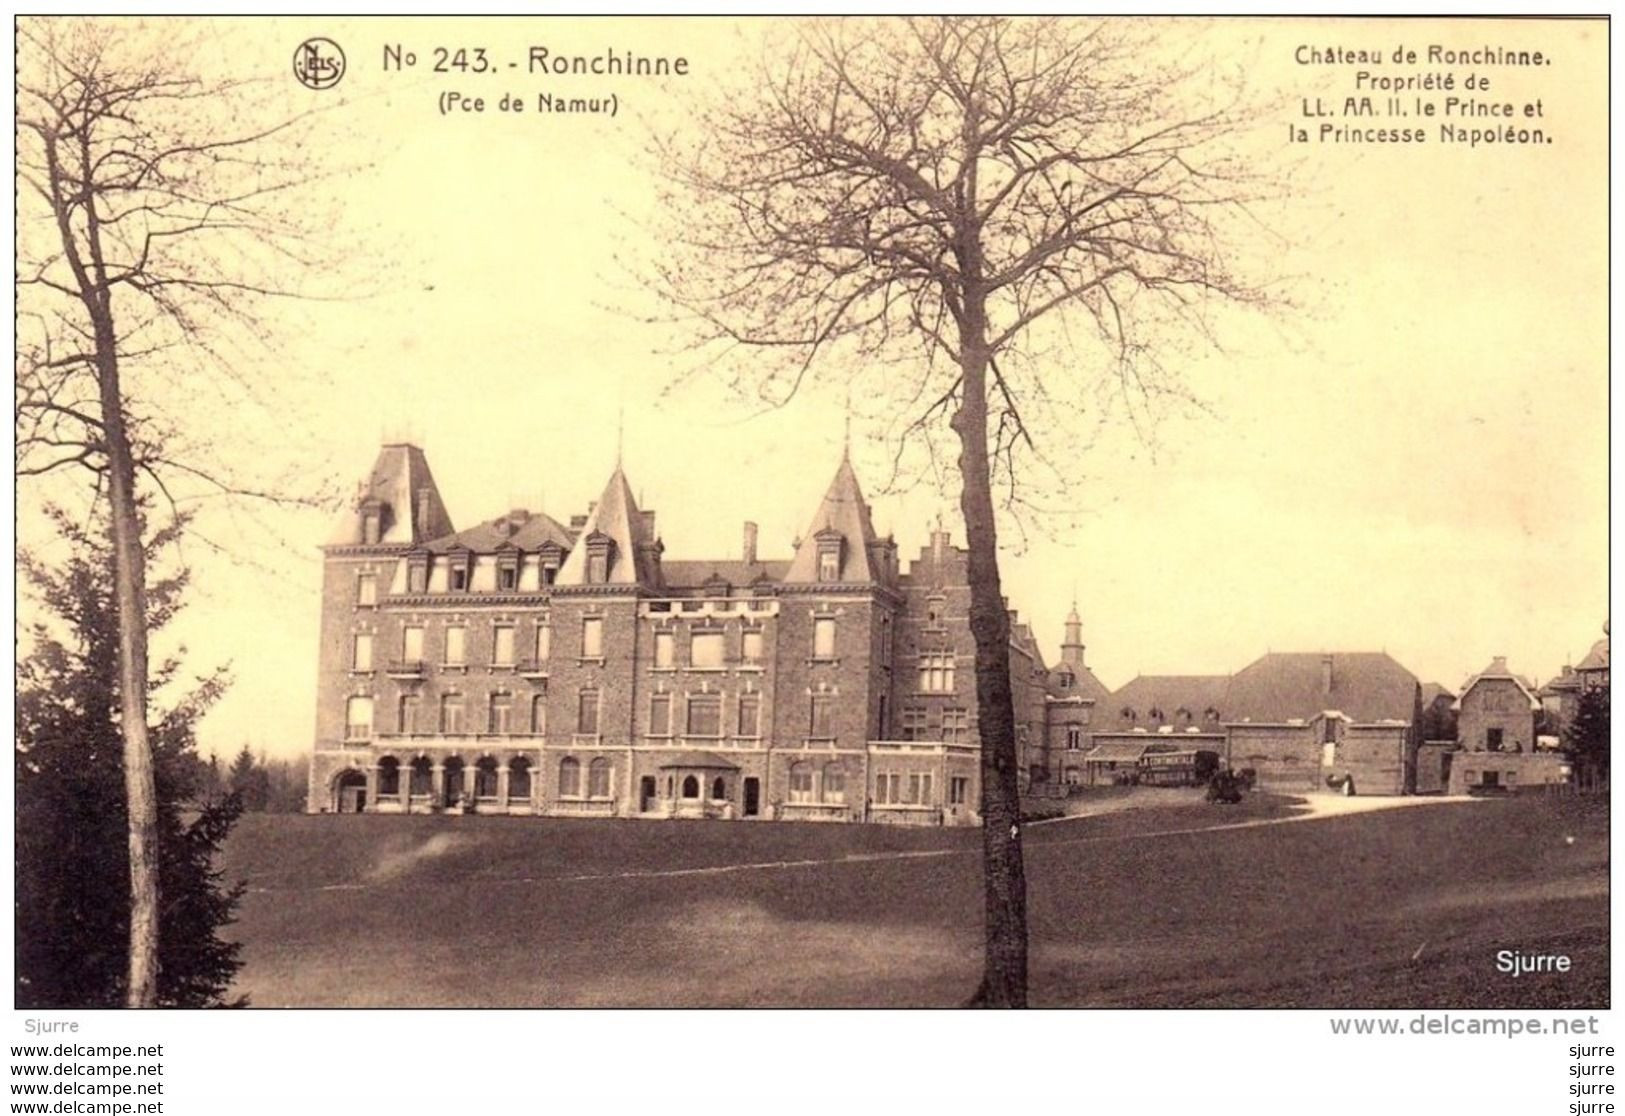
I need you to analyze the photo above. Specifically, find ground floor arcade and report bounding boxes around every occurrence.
[309,738,982,826]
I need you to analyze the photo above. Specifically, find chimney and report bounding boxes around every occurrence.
[1321,654,1334,695]
[742,521,758,565]
[415,487,431,532]
[1492,655,1509,673]
[570,514,588,529]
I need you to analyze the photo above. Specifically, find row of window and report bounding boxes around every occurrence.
[346,689,844,740]
[367,753,971,808]
[870,772,972,806]
[899,707,970,743]
[374,754,532,799]
[350,617,867,671]
[1119,706,1222,724]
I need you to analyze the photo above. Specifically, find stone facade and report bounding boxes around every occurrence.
[309,442,1088,825]
[1454,658,1539,756]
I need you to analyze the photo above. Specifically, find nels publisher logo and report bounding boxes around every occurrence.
[293,38,346,90]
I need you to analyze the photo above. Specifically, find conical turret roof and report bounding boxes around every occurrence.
[556,466,658,586]
[784,453,881,583]
[328,443,454,546]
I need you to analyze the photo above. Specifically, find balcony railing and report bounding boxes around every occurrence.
[386,659,427,678]
[552,798,617,817]
[778,802,850,822]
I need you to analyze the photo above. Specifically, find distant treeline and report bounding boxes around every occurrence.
[196,747,307,813]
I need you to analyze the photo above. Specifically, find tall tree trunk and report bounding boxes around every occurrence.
[96,331,161,1009]
[954,329,1029,1008]
[53,109,163,1007]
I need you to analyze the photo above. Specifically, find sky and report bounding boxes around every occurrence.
[14,16,1609,761]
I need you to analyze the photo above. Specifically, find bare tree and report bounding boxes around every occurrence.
[15,19,339,1006]
[647,16,1271,1006]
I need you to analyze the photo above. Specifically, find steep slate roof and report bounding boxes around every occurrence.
[1010,620,1049,672]
[1050,663,1113,705]
[1420,682,1455,706]
[328,443,455,545]
[1577,633,1610,673]
[557,466,660,586]
[661,559,792,590]
[423,510,575,554]
[784,454,881,583]
[1454,657,1540,712]
[1541,668,1582,696]
[655,750,740,770]
[1226,652,1418,724]
[1111,675,1230,719]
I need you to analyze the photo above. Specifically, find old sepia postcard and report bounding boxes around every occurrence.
[10,12,1612,1101]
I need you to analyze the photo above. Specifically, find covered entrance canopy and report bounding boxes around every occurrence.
[656,750,740,772]
[655,751,740,816]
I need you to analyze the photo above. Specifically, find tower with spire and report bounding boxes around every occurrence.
[1061,600,1086,668]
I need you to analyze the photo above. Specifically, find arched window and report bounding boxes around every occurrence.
[475,756,500,797]
[509,757,532,800]
[681,774,700,799]
[376,756,401,796]
[588,757,612,799]
[711,776,726,801]
[788,761,814,804]
[409,757,433,796]
[821,762,845,804]
[559,757,581,797]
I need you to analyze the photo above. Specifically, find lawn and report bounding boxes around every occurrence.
[217,792,1608,1008]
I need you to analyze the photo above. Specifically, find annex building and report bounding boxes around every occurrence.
[308,441,1094,825]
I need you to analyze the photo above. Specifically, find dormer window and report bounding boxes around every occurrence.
[538,542,564,586]
[496,551,519,591]
[814,527,844,583]
[406,552,429,594]
[444,549,472,593]
[584,531,615,585]
[357,497,385,545]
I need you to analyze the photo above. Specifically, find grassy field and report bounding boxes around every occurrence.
[218,792,1608,1008]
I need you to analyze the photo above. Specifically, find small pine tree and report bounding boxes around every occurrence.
[16,504,246,1008]
[1564,688,1610,780]
[227,745,269,812]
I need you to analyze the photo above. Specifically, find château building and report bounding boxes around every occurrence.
[308,441,1091,825]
